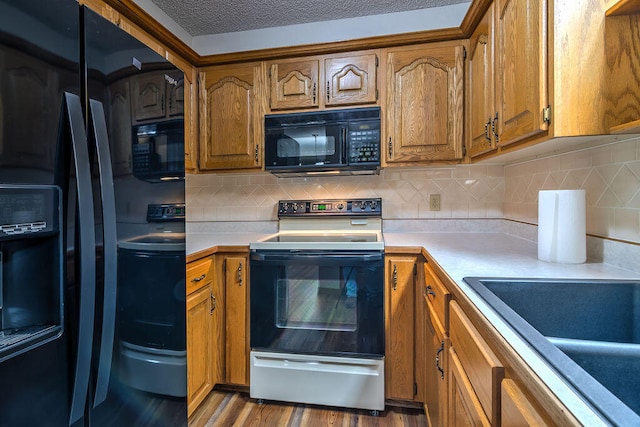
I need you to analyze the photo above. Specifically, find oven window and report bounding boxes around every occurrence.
[276,265,357,332]
[250,251,384,357]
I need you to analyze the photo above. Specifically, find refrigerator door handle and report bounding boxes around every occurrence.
[62,92,97,426]
[89,99,118,408]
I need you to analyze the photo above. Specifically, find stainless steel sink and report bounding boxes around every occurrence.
[463,277,640,426]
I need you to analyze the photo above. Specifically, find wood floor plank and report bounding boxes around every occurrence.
[189,390,426,427]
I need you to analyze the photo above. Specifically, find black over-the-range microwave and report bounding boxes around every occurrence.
[132,119,184,182]
[264,107,381,176]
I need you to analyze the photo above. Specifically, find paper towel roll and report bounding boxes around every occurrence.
[538,190,586,263]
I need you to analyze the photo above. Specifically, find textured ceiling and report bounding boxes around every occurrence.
[150,0,470,36]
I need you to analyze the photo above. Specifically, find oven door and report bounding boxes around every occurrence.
[250,250,384,357]
[264,122,347,173]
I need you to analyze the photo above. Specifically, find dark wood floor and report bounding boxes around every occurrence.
[189,390,427,427]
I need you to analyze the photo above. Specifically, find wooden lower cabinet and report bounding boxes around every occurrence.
[186,256,217,416]
[501,378,549,426]
[219,253,249,386]
[385,254,418,401]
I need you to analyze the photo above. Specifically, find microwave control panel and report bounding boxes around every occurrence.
[349,121,380,164]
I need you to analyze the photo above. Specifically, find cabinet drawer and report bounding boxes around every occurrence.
[186,256,213,295]
[450,301,504,425]
[423,261,451,333]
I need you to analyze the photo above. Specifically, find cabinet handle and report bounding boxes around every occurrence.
[312,82,317,104]
[491,112,499,143]
[388,137,393,159]
[326,81,330,102]
[425,284,436,297]
[237,262,243,286]
[484,118,491,141]
[255,144,259,163]
[436,340,445,380]
[392,264,398,290]
[210,291,216,314]
[191,273,206,283]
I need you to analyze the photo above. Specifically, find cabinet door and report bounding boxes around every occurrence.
[385,43,464,164]
[467,3,497,158]
[386,256,416,400]
[199,63,265,170]
[449,347,492,427]
[325,53,377,106]
[107,78,132,176]
[167,70,184,117]
[224,255,248,386]
[424,302,450,427]
[502,378,549,426]
[182,66,198,171]
[495,0,549,146]
[132,72,166,121]
[186,285,213,416]
[268,58,319,110]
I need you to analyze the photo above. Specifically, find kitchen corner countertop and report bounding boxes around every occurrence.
[386,231,639,425]
[187,229,639,423]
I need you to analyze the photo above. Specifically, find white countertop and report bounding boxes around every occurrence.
[186,227,639,424]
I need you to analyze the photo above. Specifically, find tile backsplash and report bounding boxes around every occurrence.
[504,137,640,245]
[186,164,505,222]
[186,137,640,246]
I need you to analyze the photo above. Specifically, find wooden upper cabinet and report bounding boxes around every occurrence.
[494,0,549,147]
[384,41,465,165]
[325,53,378,106]
[267,51,378,111]
[268,58,319,110]
[466,3,496,159]
[132,70,185,122]
[199,62,266,171]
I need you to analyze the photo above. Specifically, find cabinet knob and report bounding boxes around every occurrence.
[425,284,436,297]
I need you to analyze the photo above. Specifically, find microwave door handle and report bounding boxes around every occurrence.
[342,127,348,164]
[61,92,97,426]
[280,120,327,127]
[88,99,118,409]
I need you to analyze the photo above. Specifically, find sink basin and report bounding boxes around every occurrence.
[463,277,640,426]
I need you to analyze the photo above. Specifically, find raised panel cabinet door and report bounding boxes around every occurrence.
[182,65,198,171]
[199,63,265,170]
[224,255,249,386]
[495,0,549,147]
[268,58,319,110]
[325,53,378,106]
[501,378,549,426]
[424,300,449,427]
[385,43,464,164]
[467,3,497,158]
[107,78,132,176]
[449,347,492,427]
[186,284,213,416]
[386,256,416,400]
[167,70,184,117]
[132,72,166,121]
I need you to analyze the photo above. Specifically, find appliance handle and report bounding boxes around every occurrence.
[251,252,383,263]
[89,99,118,408]
[62,92,97,426]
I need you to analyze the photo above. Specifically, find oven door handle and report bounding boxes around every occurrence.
[251,252,383,263]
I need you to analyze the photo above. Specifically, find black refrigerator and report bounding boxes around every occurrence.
[0,1,187,426]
